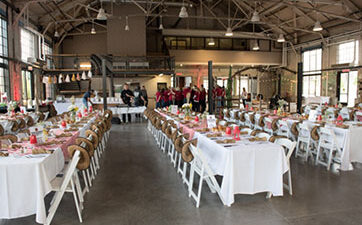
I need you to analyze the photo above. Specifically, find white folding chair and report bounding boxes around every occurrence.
[46,150,83,225]
[316,127,344,171]
[187,143,226,208]
[295,123,315,161]
[275,138,297,195]
[277,120,290,138]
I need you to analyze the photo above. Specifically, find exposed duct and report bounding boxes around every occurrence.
[162,29,269,40]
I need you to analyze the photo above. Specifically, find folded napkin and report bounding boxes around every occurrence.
[216,139,236,144]
[240,131,249,135]
[32,148,53,154]
[207,133,222,138]
[249,137,267,142]
[0,151,9,157]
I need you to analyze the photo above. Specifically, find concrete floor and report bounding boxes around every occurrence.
[2,122,362,225]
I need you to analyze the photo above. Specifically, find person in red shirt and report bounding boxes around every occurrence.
[199,85,207,113]
[168,87,174,105]
[182,86,191,104]
[175,87,183,108]
[192,87,200,112]
[162,89,169,107]
[156,89,162,108]
[221,86,226,107]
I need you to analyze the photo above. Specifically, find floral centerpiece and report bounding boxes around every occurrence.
[68,104,79,122]
[182,103,192,119]
[8,101,19,116]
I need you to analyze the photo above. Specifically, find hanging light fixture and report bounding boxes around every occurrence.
[125,16,130,31]
[252,40,260,51]
[277,33,285,42]
[313,21,323,31]
[225,0,233,37]
[312,9,323,32]
[208,38,215,46]
[96,1,107,20]
[251,11,260,23]
[58,74,63,83]
[225,26,233,36]
[87,70,93,78]
[159,16,164,30]
[179,0,188,18]
[54,23,60,38]
[91,20,96,34]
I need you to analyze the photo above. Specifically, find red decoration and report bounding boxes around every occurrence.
[225,127,232,135]
[176,110,180,115]
[245,104,249,111]
[30,135,37,144]
[61,120,67,128]
[89,105,93,112]
[233,126,240,140]
[273,109,277,114]
[317,115,322,121]
[195,116,199,122]
[78,112,82,118]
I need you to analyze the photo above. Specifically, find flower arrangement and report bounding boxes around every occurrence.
[182,103,192,117]
[68,104,79,112]
[8,101,19,112]
[278,99,287,108]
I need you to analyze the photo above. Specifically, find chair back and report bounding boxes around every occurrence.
[275,138,297,161]
[240,128,253,135]
[298,123,311,138]
[68,145,90,170]
[255,132,271,141]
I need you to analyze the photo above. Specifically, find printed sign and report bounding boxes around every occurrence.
[207,115,217,128]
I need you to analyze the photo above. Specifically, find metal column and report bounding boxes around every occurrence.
[208,60,214,114]
[110,73,114,97]
[102,58,107,110]
[297,62,303,113]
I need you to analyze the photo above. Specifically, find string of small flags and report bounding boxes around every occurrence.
[42,71,93,84]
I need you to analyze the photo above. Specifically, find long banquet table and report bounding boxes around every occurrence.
[0,113,98,224]
[157,110,288,206]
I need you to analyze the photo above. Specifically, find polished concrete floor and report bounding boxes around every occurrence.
[2,122,362,225]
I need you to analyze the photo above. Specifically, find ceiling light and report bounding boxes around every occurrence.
[225,27,233,37]
[159,16,164,30]
[179,6,188,18]
[97,8,107,20]
[277,33,285,42]
[313,21,323,31]
[208,38,215,46]
[252,41,259,51]
[54,30,60,38]
[125,16,130,31]
[159,73,164,76]
[251,11,260,23]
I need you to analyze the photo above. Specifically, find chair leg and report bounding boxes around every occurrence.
[81,170,89,195]
[288,170,293,195]
[86,169,93,187]
[74,172,84,208]
[195,167,205,208]
[70,178,83,223]
[188,164,195,198]
[327,149,334,171]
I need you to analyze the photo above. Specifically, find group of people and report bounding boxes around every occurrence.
[156,85,207,113]
[121,84,148,123]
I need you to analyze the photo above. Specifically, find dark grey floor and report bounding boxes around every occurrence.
[2,122,362,225]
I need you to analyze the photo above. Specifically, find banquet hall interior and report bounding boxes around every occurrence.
[0,0,362,225]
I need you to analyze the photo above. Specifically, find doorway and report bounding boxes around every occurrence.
[337,71,358,107]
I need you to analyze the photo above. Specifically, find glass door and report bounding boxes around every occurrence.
[338,71,358,107]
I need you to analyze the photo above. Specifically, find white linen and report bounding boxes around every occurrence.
[196,134,288,206]
[109,106,146,115]
[0,148,65,223]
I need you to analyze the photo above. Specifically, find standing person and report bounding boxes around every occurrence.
[162,88,168,107]
[241,87,247,108]
[216,85,223,112]
[175,87,183,108]
[82,89,94,109]
[199,85,206,113]
[221,86,226,107]
[156,89,162,108]
[190,85,195,107]
[121,84,134,123]
[168,87,175,106]
[192,87,200,112]
[140,85,148,107]
[182,86,191,104]
[133,86,143,119]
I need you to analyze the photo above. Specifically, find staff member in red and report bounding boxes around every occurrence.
[182,86,191,103]
[156,89,162,108]
[175,87,183,108]
[199,85,206,113]
[192,86,200,112]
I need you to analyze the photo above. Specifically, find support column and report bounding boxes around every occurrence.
[297,62,303,113]
[102,58,107,110]
[208,60,214,114]
[110,73,114,97]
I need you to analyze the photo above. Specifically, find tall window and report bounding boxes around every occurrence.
[20,28,36,62]
[337,40,359,65]
[43,42,53,68]
[0,17,9,95]
[303,48,322,97]
[21,70,33,100]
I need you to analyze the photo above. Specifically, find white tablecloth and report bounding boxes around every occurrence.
[0,148,65,223]
[109,106,146,115]
[196,134,288,206]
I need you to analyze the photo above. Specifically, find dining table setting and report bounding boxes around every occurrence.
[0,110,101,224]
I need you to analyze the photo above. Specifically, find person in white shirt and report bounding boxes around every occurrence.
[241,88,248,107]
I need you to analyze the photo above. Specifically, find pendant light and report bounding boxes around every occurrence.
[87,70,93,78]
[224,0,233,37]
[312,9,323,31]
[313,21,323,31]
[252,41,260,51]
[48,76,52,84]
[179,0,188,18]
[71,74,76,82]
[159,16,164,30]
[65,74,70,82]
[59,74,63,83]
[125,16,130,31]
[82,71,87,80]
[208,38,215,46]
[76,73,81,81]
[54,22,60,38]
[97,1,107,20]
[251,11,260,23]
[91,20,96,34]
[277,33,285,42]
[53,75,57,84]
